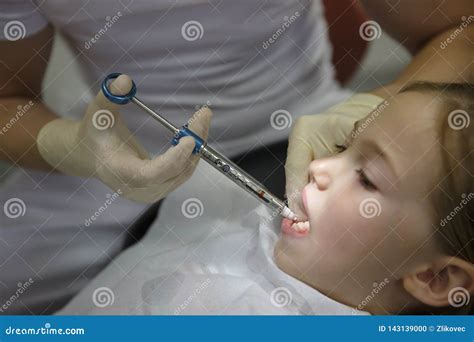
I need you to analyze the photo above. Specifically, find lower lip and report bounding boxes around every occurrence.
[281,218,308,237]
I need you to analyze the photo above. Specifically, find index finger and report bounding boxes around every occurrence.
[285,137,313,218]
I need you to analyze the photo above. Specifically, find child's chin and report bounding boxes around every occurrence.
[273,245,309,282]
[274,237,308,266]
[273,244,294,272]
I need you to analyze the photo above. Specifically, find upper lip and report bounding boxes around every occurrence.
[299,185,310,222]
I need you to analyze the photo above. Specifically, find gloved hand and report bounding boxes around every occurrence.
[37,74,212,203]
[285,93,385,218]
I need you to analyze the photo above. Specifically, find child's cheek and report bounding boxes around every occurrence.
[310,197,387,260]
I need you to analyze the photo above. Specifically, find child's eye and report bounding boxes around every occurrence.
[334,143,377,191]
[334,143,348,153]
[356,168,377,191]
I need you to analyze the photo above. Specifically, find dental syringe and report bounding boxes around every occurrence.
[101,73,298,222]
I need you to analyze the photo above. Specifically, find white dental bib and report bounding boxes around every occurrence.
[59,163,368,315]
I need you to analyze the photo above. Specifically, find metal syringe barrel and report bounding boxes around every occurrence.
[131,96,289,217]
[100,74,294,219]
[198,144,288,216]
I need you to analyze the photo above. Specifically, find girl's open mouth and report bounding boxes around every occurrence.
[281,188,310,237]
[281,218,310,237]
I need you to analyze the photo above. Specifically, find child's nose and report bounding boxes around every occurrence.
[309,159,332,191]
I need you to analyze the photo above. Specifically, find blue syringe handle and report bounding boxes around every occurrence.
[101,73,137,104]
[170,126,205,155]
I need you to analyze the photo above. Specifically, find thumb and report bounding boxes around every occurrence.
[87,74,133,118]
[85,74,133,131]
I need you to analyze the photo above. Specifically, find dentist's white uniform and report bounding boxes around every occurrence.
[0,0,349,313]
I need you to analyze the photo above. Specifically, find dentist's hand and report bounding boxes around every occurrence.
[37,74,212,203]
[285,93,384,218]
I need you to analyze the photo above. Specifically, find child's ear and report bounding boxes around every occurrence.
[402,256,474,308]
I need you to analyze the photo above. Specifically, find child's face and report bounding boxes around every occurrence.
[275,92,445,311]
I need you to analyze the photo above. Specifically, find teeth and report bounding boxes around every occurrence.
[291,220,310,233]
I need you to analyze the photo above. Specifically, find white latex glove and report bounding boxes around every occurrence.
[37,74,212,203]
[285,93,385,218]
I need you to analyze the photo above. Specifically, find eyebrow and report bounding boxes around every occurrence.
[351,120,398,180]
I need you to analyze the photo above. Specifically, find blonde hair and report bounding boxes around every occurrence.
[400,81,473,315]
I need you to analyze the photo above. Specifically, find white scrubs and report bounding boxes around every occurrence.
[0,0,350,313]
